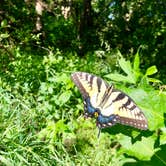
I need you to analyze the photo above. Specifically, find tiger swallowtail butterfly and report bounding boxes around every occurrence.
[71,72,148,136]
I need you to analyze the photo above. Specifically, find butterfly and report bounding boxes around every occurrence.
[71,72,148,136]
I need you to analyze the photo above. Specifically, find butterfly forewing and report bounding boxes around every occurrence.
[71,72,109,107]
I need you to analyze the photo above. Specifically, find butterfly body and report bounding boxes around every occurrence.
[71,72,148,133]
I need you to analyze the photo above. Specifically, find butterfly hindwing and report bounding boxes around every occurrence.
[71,72,148,131]
[97,88,148,130]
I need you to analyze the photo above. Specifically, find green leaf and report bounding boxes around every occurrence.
[160,128,166,145]
[118,57,136,84]
[129,88,148,103]
[145,66,158,76]
[140,91,166,130]
[105,73,135,84]
[133,51,140,72]
[106,73,128,81]
[119,134,159,160]
[1,19,7,27]
[118,57,133,76]
[147,77,161,83]
[58,90,72,105]
[55,119,68,132]
[0,33,9,41]
[55,73,71,85]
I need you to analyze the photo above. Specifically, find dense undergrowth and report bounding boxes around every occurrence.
[0,48,166,166]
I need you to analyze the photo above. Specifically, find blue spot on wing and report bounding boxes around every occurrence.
[97,114,116,124]
[84,97,118,128]
[84,97,96,117]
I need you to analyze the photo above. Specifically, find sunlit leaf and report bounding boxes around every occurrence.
[119,134,159,160]
[133,51,140,72]
[145,66,158,76]
[1,19,7,27]
[139,91,166,130]
[106,73,136,84]
[147,77,161,83]
[118,57,133,76]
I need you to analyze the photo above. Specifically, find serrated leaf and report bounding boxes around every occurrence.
[145,66,158,76]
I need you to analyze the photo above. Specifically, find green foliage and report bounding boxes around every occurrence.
[0,0,165,164]
[105,50,161,86]
[119,134,157,160]
[116,89,166,161]
[0,47,166,165]
[101,0,165,76]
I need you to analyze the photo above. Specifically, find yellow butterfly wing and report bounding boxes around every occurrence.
[71,72,148,130]
[98,89,148,130]
[71,72,109,108]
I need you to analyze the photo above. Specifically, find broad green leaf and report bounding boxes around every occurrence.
[106,73,128,81]
[127,74,136,84]
[129,89,148,103]
[118,57,133,76]
[106,73,135,84]
[140,91,166,130]
[145,66,158,76]
[128,89,165,131]
[133,52,141,82]
[118,57,136,84]
[119,134,158,160]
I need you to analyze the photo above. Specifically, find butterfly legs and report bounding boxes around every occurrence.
[97,127,101,138]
